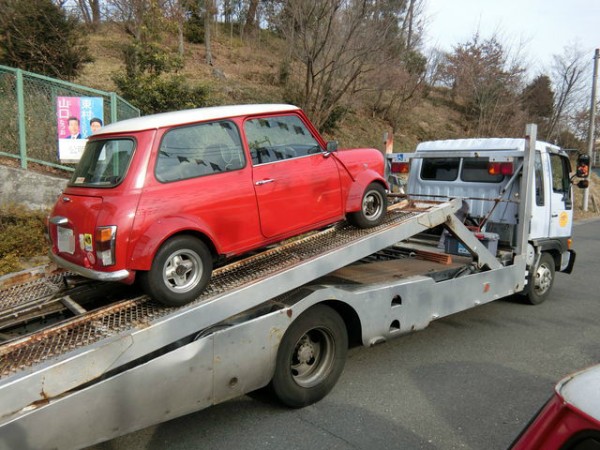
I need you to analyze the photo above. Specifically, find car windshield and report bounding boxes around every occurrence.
[69,139,135,187]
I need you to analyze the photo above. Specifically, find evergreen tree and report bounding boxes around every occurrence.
[522,75,554,138]
[0,0,92,80]
[522,75,554,119]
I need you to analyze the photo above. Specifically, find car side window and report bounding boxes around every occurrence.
[156,120,245,182]
[244,114,322,165]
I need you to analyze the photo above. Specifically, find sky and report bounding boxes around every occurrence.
[424,0,600,72]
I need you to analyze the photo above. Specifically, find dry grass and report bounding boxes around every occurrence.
[573,172,600,221]
[72,22,600,224]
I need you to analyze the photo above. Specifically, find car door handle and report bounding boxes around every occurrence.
[551,213,559,218]
[255,179,275,186]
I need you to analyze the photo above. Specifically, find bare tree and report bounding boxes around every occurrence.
[277,0,406,130]
[244,0,259,35]
[164,0,185,57]
[547,45,588,140]
[75,0,101,27]
[439,33,527,136]
[205,0,214,65]
[106,0,152,40]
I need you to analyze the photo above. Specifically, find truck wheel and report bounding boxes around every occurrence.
[523,253,555,305]
[140,236,212,307]
[347,183,387,228]
[271,304,348,408]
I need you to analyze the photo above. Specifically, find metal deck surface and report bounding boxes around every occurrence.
[0,202,448,380]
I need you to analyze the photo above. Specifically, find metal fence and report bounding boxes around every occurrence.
[0,65,140,172]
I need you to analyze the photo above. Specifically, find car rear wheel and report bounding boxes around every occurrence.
[347,182,387,228]
[271,305,348,408]
[140,235,213,307]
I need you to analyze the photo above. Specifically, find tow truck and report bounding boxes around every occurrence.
[0,125,587,449]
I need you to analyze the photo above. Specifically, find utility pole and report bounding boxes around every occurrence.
[583,48,599,211]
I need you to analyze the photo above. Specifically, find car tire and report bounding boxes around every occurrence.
[347,182,387,228]
[140,235,213,307]
[271,305,348,408]
[522,252,555,305]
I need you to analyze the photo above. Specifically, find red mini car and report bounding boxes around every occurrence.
[511,364,600,450]
[48,104,387,306]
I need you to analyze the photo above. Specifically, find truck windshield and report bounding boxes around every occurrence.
[69,139,135,187]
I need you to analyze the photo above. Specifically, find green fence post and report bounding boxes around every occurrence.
[110,92,118,123]
[15,69,27,169]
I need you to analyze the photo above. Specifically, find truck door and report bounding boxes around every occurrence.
[529,151,551,239]
[547,153,573,238]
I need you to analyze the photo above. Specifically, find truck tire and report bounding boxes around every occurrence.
[347,182,387,228]
[271,304,348,408]
[522,252,555,305]
[140,235,213,307]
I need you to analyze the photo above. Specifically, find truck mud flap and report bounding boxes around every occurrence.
[561,250,576,274]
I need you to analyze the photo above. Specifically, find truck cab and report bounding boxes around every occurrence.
[395,138,578,303]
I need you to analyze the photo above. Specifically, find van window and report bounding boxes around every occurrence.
[461,158,504,183]
[156,120,245,182]
[70,139,134,187]
[420,158,459,181]
[244,114,321,165]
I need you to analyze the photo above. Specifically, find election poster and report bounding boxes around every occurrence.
[57,96,104,163]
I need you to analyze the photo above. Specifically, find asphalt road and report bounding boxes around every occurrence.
[90,218,600,450]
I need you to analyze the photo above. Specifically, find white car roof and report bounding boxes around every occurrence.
[416,138,561,153]
[557,364,600,420]
[97,104,301,135]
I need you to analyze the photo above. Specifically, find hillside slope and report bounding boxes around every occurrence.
[75,24,465,152]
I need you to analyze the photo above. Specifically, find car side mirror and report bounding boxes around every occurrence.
[326,141,338,153]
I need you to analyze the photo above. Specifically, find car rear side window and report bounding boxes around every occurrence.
[420,158,460,181]
[461,158,504,183]
[70,139,135,187]
[244,114,322,165]
[156,120,245,182]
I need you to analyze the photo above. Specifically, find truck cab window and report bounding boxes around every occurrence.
[420,158,459,181]
[461,158,504,183]
[534,152,545,206]
[549,153,570,194]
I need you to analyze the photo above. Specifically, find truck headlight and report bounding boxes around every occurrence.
[95,226,117,266]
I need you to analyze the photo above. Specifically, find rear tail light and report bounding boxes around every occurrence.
[95,226,117,266]
[391,162,410,174]
[488,162,513,176]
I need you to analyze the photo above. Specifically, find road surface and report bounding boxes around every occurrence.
[90,218,600,450]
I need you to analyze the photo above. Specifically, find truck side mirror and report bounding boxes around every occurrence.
[576,153,590,178]
[326,141,338,153]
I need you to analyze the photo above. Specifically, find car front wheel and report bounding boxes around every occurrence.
[140,235,213,307]
[347,182,387,228]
